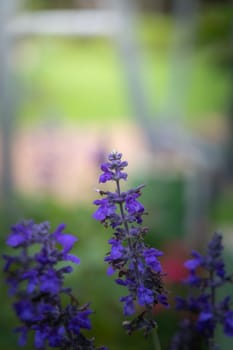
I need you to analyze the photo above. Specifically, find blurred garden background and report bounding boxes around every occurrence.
[0,0,233,349]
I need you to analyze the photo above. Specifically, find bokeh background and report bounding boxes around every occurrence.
[0,0,233,349]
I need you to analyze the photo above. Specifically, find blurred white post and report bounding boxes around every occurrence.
[110,0,157,148]
[0,1,17,219]
[162,0,199,122]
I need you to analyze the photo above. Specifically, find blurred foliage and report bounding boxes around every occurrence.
[211,185,233,224]
[197,4,233,67]
[15,11,232,127]
[17,37,129,126]
[135,175,185,244]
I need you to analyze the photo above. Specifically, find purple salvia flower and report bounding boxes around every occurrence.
[105,238,125,260]
[184,251,202,270]
[93,198,117,222]
[99,163,114,183]
[137,285,154,306]
[170,232,233,350]
[3,220,108,350]
[168,319,202,350]
[143,248,163,272]
[93,151,168,335]
[224,311,233,336]
[120,295,135,316]
[125,192,144,215]
[53,224,78,254]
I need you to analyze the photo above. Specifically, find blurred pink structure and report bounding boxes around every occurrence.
[11,123,149,203]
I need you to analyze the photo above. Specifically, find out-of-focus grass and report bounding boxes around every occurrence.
[18,38,130,125]
[17,13,231,127]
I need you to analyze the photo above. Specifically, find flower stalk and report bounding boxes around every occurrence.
[93,151,168,338]
[3,220,107,350]
[170,232,233,350]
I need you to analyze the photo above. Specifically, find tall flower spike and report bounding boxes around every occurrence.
[93,151,168,335]
[169,232,233,350]
[3,220,107,350]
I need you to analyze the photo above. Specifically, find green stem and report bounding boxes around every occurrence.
[208,270,216,350]
[152,327,162,350]
[115,178,142,285]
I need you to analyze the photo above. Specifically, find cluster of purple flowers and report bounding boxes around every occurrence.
[170,232,233,350]
[3,220,107,350]
[3,150,233,350]
[93,151,168,335]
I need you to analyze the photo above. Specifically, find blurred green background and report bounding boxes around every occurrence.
[1,1,233,349]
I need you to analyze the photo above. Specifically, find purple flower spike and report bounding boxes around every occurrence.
[170,232,233,350]
[93,151,167,335]
[4,220,108,350]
